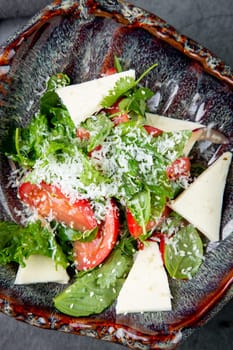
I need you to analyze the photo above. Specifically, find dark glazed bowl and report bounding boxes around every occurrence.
[0,1,232,349]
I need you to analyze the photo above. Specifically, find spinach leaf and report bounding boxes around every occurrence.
[126,190,151,235]
[54,237,135,316]
[57,225,98,243]
[164,224,203,279]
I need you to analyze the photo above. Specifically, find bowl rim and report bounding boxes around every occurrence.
[0,1,232,349]
[0,0,232,87]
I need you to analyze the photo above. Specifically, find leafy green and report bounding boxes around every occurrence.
[9,73,75,167]
[80,114,114,152]
[164,224,203,279]
[114,55,123,73]
[46,73,70,91]
[101,76,136,108]
[0,221,68,268]
[94,121,190,229]
[54,237,135,316]
[126,190,151,235]
[57,225,98,243]
[101,63,158,109]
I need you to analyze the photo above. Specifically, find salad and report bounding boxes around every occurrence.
[0,59,231,317]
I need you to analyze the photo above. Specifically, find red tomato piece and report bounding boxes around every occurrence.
[104,67,117,76]
[104,98,123,115]
[126,208,143,238]
[143,125,163,137]
[18,182,97,232]
[111,113,129,126]
[74,200,119,270]
[126,206,171,239]
[76,127,90,140]
[166,157,191,180]
[149,232,166,263]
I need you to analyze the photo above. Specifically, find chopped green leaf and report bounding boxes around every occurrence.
[81,114,114,152]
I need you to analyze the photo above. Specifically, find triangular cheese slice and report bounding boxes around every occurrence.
[14,255,69,284]
[145,113,203,131]
[168,152,232,242]
[56,69,135,126]
[146,113,204,156]
[116,241,172,314]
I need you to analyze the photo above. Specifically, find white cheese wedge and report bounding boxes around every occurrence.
[14,255,69,284]
[168,152,232,242]
[145,113,203,131]
[56,70,135,125]
[116,241,172,314]
[146,113,204,156]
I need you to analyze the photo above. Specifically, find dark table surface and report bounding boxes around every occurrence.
[0,1,233,349]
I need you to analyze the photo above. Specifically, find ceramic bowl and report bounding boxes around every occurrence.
[0,1,232,349]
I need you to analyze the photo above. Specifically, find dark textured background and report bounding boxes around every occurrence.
[0,1,233,349]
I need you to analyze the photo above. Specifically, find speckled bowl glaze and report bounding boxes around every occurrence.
[0,1,232,349]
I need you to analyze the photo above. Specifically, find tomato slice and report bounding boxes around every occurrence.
[74,200,119,270]
[18,182,97,232]
[126,208,143,238]
[111,113,129,126]
[126,206,170,239]
[104,67,117,76]
[76,127,90,140]
[104,98,123,116]
[166,157,191,180]
[143,125,163,137]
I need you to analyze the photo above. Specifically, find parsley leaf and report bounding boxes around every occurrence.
[101,63,158,109]
[101,76,136,108]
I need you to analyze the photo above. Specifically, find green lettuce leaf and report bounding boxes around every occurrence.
[8,73,75,167]
[0,221,68,268]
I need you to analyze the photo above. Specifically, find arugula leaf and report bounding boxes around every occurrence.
[8,73,75,167]
[80,114,114,152]
[13,114,49,167]
[78,149,110,186]
[164,224,203,279]
[54,239,134,316]
[0,221,68,268]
